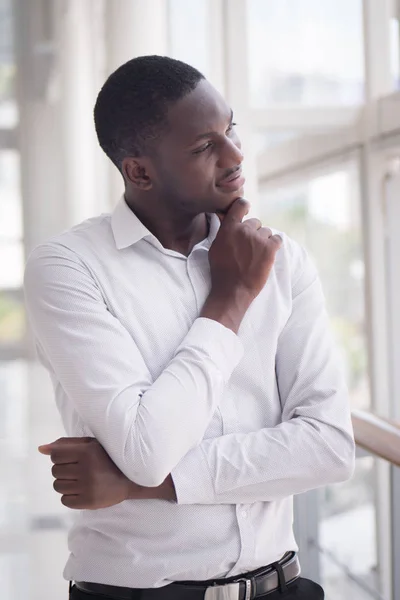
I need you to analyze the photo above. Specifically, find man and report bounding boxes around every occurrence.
[24,55,355,600]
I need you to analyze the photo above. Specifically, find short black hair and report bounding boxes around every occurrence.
[94,55,205,170]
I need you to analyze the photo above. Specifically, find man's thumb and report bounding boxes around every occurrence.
[38,436,92,455]
[215,210,225,224]
[38,442,55,455]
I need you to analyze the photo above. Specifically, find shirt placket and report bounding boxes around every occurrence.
[189,245,256,574]
[234,504,256,572]
[186,249,211,314]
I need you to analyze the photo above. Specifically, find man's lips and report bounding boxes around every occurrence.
[216,174,245,191]
[216,169,245,191]
[217,168,243,186]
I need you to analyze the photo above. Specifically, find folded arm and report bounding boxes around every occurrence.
[24,243,243,488]
[171,245,356,504]
[35,241,355,508]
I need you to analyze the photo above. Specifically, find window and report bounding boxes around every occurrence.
[167,0,210,77]
[247,0,365,107]
[390,15,400,89]
[260,160,369,411]
[320,456,381,598]
[259,160,382,597]
[252,130,301,155]
[0,0,24,352]
[0,150,23,292]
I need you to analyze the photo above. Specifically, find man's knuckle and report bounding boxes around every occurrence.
[51,449,65,463]
[61,495,70,508]
[61,494,82,510]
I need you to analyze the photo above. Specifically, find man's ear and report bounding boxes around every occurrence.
[122,157,153,190]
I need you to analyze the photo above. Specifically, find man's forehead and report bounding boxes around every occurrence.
[166,80,232,138]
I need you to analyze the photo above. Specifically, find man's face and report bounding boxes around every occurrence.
[150,79,245,216]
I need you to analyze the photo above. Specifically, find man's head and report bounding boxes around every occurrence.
[94,55,244,217]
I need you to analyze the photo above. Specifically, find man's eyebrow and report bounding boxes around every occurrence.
[191,109,234,142]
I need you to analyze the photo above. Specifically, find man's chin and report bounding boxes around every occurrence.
[214,188,245,215]
[215,187,244,213]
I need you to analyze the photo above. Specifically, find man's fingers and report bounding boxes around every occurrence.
[221,198,250,225]
[242,218,263,231]
[48,448,80,465]
[61,494,82,509]
[51,463,79,480]
[53,479,79,495]
[38,437,94,462]
[257,228,282,247]
[269,234,283,247]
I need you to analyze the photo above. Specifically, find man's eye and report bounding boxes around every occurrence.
[227,122,238,133]
[193,142,213,154]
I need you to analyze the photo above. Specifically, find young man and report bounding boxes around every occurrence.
[24,56,355,600]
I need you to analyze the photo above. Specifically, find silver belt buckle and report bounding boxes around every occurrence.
[204,582,240,600]
[204,579,251,600]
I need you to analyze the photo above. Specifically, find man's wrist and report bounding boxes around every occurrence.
[127,474,177,502]
[158,474,177,502]
[200,288,253,335]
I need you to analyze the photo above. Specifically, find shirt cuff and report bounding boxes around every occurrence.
[174,317,244,382]
[171,443,216,505]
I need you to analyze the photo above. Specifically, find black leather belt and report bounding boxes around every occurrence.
[75,551,300,599]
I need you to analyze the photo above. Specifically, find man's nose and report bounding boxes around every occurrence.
[217,137,244,169]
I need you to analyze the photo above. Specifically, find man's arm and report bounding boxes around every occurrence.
[24,242,244,488]
[38,437,177,509]
[42,241,355,510]
[170,243,355,504]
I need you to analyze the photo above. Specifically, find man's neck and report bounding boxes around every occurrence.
[125,195,210,256]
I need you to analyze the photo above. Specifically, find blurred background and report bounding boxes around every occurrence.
[1,0,400,599]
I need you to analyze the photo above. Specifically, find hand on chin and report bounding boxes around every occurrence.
[215,188,246,221]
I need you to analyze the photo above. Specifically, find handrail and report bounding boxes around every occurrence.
[352,409,400,467]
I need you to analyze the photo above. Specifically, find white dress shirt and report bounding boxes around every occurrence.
[23,195,355,588]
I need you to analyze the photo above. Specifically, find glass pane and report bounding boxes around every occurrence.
[0,0,22,250]
[320,457,380,598]
[252,130,301,155]
[0,290,25,344]
[0,0,18,128]
[168,0,210,77]
[0,554,29,600]
[247,0,364,107]
[0,361,29,549]
[0,360,28,450]
[259,162,382,596]
[0,242,24,288]
[0,359,70,597]
[0,150,22,240]
[260,162,369,410]
[391,17,400,90]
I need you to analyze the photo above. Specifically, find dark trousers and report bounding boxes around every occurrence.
[69,577,324,599]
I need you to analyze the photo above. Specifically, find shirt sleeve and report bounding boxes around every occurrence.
[24,243,244,488]
[171,241,356,504]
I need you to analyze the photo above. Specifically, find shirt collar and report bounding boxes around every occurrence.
[111,195,221,252]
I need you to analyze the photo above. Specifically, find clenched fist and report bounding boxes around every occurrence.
[39,437,176,508]
[39,437,136,509]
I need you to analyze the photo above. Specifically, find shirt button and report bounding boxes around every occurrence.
[241,510,248,519]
